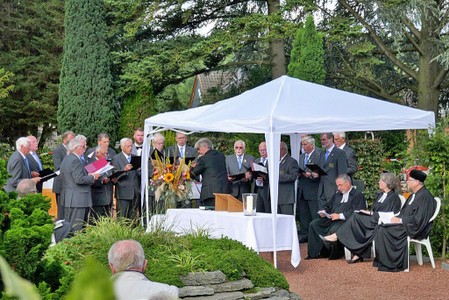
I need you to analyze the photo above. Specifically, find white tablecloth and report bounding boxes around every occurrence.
[147,209,300,267]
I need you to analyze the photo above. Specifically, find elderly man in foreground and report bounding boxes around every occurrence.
[108,239,179,300]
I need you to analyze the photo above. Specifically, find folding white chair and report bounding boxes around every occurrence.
[404,197,441,272]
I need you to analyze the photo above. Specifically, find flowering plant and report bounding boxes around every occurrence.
[150,153,192,209]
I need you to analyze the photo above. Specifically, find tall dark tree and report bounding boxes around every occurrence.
[288,14,325,83]
[0,0,64,144]
[58,0,118,144]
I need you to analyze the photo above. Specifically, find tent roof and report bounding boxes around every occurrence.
[145,75,435,134]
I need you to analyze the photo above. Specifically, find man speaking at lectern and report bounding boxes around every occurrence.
[190,138,231,206]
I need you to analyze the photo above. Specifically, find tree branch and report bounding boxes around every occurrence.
[338,0,418,80]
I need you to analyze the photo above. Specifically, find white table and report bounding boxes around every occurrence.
[147,209,300,267]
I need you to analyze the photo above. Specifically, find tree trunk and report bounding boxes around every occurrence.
[267,0,286,79]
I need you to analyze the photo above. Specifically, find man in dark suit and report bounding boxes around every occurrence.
[52,130,75,220]
[226,140,254,201]
[5,137,41,193]
[297,136,322,242]
[333,132,357,178]
[112,138,140,218]
[166,132,197,163]
[307,174,366,259]
[60,135,100,233]
[190,138,231,206]
[88,145,113,220]
[278,142,299,215]
[317,133,348,209]
[131,128,144,156]
[26,135,44,193]
[254,141,270,213]
[86,133,117,161]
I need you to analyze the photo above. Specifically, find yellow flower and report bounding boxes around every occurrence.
[164,173,175,183]
[185,172,191,180]
[153,174,159,181]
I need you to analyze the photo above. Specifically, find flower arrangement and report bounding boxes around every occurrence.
[150,153,192,210]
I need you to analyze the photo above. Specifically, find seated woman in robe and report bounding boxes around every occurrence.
[323,172,402,263]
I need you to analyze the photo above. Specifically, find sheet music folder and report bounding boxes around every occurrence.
[305,163,327,175]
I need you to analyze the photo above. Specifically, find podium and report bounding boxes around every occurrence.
[214,193,243,212]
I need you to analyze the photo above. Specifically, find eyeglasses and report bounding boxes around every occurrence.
[235,146,243,149]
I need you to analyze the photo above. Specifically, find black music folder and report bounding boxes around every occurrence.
[306,163,327,176]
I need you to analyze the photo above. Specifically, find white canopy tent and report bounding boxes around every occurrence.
[142,75,435,267]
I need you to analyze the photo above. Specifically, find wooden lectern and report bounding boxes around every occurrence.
[214,193,243,212]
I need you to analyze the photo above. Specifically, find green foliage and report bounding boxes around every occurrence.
[0,0,63,144]
[65,257,114,300]
[0,256,40,300]
[351,139,384,204]
[44,218,289,298]
[288,14,325,84]
[118,91,155,139]
[0,68,14,100]
[0,192,53,286]
[58,0,119,145]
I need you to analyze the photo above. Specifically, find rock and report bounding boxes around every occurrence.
[181,271,227,286]
[208,278,254,293]
[182,291,244,300]
[179,286,215,297]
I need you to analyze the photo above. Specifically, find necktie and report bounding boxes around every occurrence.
[180,147,184,158]
[33,152,43,171]
[238,156,242,170]
[127,155,131,163]
[304,154,309,168]
[24,157,31,177]
[136,146,142,150]
[261,157,265,166]
[325,150,330,161]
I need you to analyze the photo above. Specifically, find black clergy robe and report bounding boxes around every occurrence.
[307,187,366,258]
[374,187,436,272]
[337,190,402,258]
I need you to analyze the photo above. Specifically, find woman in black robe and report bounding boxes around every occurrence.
[374,170,436,272]
[324,172,402,263]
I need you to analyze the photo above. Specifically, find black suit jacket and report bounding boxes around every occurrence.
[52,144,68,194]
[190,150,231,202]
[278,155,299,205]
[111,152,140,200]
[27,152,43,193]
[297,148,322,201]
[318,146,348,204]
[342,144,357,177]
[324,187,366,220]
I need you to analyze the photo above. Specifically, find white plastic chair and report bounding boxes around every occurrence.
[404,197,441,272]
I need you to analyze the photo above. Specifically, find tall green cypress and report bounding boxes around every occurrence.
[58,0,118,144]
[288,15,325,84]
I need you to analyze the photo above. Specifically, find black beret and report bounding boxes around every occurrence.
[410,169,427,183]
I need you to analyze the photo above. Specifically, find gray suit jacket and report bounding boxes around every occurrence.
[111,152,140,200]
[166,145,197,159]
[226,154,254,199]
[60,153,95,208]
[297,149,322,201]
[52,144,68,193]
[88,156,113,206]
[318,146,348,206]
[278,155,299,205]
[5,151,31,193]
[342,144,357,176]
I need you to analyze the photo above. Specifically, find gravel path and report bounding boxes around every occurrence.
[261,245,449,300]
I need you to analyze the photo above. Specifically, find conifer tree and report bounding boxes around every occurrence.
[288,15,325,84]
[58,0,118,144]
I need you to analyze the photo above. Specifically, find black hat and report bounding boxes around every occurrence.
[410,169,427,183]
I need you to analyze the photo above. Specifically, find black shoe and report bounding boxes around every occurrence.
[319,235,335,250]
[299,236,308,243]
[347,257,364,264]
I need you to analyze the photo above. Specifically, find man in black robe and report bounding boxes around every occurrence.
[306,174,366,259]
[374,169,436,272]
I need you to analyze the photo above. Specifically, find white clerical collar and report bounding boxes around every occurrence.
[338,143,346,150]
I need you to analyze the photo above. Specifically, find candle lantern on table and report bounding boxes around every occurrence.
[242,193,257,216]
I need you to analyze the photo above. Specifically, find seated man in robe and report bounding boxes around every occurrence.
[374,170,436,272]
[306,174,366,259]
